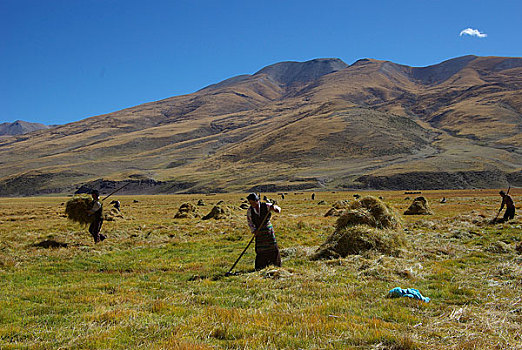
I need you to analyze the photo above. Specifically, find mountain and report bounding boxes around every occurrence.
[0,120,52,136]
[0,56,521,195]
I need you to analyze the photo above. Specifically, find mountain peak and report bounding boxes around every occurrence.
[254,58,348,85]
[0,120,51,136]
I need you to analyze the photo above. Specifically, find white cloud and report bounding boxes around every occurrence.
[459,28,487,38]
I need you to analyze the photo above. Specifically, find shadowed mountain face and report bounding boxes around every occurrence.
[1,56,521,195]
[0,120,52,136]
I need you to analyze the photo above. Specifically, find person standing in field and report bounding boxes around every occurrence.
[498,190,515,222]
[246,193,282,270]
[88,190,106,243]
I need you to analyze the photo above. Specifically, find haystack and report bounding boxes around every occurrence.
[312,196,404,260]
[65,195,96,225]
[174,203,199,219]
[404,196,433,215]
[311,226,405,260]
[340,196,401,230]
[202,205,230,220]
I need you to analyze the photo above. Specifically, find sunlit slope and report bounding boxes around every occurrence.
[0,56,520,194]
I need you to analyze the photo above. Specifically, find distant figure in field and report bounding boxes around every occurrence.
[88,190,105,243]
[498,190,515,222]
[110,200,121,211]
[311,193,315,200]
[246,193,282,270]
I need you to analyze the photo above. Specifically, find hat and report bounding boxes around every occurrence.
[247,193,259,201]
[499,190,505,196]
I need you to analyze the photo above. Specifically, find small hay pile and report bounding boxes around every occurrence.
[174,203,199,219]
[202,205,230,220]
[312,196,404,260]
[104,208,124,221]
[65,195,96,225]
[333,200,350,209]
[324,207,342,217]
[404,196,433,215]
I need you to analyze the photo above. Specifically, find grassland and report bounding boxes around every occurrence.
[0,189,520,349]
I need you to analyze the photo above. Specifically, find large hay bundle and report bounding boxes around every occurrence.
[202,205,230,220]
[174,203,199,219]
[312,196,404,260]
[65,196,96,225]
[404,196,433,215]
[311,226,405,260]
[338,196,401,230]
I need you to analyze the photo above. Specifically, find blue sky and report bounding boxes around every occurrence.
[1,0,521,125]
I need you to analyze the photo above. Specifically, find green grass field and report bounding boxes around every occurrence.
[0,190,520,349]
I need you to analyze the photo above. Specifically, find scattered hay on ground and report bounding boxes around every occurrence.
[202,205,230,220]
[197,199,206,206]
[174,203,199,219]
[262,267,293,279]
[65,196,95,225]
[280,246,315,259]
[404,196,433,215]
[485,241,513,254]
[240,203,250,209]
[312,196,404,260]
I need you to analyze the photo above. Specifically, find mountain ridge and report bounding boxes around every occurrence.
[1,55,521,196]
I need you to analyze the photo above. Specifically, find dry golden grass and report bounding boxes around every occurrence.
[0,189,521,349]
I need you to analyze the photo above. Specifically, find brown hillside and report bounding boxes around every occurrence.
[0,56,521,195]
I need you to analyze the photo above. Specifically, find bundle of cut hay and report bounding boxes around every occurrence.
[312,196,404,260]
[324,207,342,217]
[174,203,199,219]
[65,195,96,225]
[311,226,405,260]
[332,200,350,209]
[404,196,433,215]
[104,208,124,221]
[202,205,230,220]
[338,196,401,230]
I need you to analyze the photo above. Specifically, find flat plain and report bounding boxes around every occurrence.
[0,189,520,349]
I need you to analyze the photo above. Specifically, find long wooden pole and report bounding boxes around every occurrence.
[101,182,131,202]
[225,207,271,276]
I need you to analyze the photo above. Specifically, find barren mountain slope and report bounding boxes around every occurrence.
[0,56,520,195]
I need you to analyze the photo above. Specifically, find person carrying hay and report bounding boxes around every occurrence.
[88,190,106,243]
[246,193,282,270]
